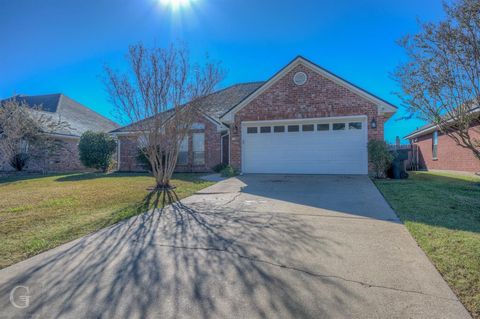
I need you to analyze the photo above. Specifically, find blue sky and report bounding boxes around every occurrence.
[0,0,446,142]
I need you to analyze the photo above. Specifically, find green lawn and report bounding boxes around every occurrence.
[374,171,480,318]
[0,173,214,269]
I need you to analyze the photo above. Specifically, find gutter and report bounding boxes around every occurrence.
[404,106,480,140]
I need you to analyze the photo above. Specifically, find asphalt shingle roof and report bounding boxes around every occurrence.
[404,105,480,139]
[1,94,119,137]
[111,82,264,133]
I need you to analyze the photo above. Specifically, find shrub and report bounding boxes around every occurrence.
[9,153,29,171]
[78,131,117,172]
[106,158,118,173]
[136,150,152,171]
[368,140,394,179]
[212,163,228,173]
[220,165,237,177]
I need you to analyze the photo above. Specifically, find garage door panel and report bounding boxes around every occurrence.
[243,119,367,174]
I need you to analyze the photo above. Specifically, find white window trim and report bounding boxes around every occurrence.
[432,130,439,160]
[117,138,121,171]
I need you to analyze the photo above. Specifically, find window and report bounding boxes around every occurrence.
[20,139,29,153]
[287,125,300,132]
[177,138,189,165]
[317,124,329,131]
[137,135,149,148]
[332,123,346,130]
[302,124,314,132]
[247,127,258,134]
[274,126,285,133]
[193,133,205,165]
[260,126,271,133]
[432,131,438,160]
[349,122,362,130]
[191,123,205,130]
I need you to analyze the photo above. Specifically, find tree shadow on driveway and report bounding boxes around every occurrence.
[0,188,360,319]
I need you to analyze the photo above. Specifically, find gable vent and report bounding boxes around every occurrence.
[293,72,307,86]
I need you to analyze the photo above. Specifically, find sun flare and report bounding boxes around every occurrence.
[160,0,194,11]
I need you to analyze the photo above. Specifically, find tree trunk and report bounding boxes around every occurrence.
[155,173,172,190]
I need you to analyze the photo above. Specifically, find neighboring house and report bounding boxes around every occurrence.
[0,94,119,172]
[405,112,480,173]
[112,56,397,174]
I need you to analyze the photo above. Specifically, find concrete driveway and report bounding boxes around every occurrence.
[0,175,470,318]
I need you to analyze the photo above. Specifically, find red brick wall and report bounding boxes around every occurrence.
[413,125,480,173]
[0,137,87,173]
[44,138,87,172]
[118,115,222,172]
[117,136,144,172]
[229,64,386,169]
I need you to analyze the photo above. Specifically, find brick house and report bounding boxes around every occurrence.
[112,56,397,174]
[405,112,480,173]
[0,94,119,172]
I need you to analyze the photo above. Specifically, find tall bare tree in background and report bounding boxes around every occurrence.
[395,0,480,160]
[104,43,225,189]
[0,98,70,171]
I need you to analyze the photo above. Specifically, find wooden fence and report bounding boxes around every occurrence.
[387,143,420,171]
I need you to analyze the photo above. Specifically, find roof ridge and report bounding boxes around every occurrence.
[204,81,264,97]
[56,93,65,112]
[20,93,62,98]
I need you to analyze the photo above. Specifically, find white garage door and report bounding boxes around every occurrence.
[242,117,368,174]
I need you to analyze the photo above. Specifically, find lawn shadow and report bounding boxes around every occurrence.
[54,172,209,183]
[0,173,62,185]
[54,172,150,182]
[0,187,359,318]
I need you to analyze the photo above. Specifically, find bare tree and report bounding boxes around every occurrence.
[0,98,70,171]
[104,43,225,189]
[395,0,480,160]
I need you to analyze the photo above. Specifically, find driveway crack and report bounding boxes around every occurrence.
[155,243,460,302]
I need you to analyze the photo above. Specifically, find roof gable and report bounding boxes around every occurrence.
[220,56,397,122]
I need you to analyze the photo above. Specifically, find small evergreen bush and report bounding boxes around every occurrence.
[78,131,117,172]
[220,165,237,177]
[368,140,394,179]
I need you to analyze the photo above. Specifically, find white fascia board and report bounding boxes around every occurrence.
[404,126,437,140]
[404,107,480,140]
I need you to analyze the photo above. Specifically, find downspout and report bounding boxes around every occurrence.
[117,137,121,172]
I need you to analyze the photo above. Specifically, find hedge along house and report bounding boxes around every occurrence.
[0,94,119,172]
[112,56,397,174]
